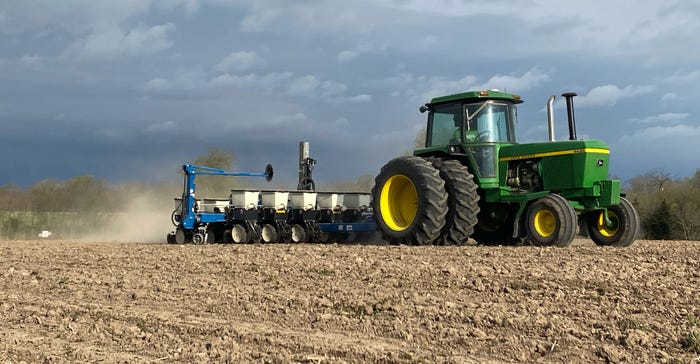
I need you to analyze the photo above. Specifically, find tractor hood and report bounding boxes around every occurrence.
[498,139,612,191]
[499,140,609,161]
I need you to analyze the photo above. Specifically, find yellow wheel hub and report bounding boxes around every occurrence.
[379,174,417,231]
[596,210,620,237]
[533,209,557,237]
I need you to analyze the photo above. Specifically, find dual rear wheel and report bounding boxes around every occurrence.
[372,156,479,245]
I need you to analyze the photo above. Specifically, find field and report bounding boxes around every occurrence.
[1,239,698,363]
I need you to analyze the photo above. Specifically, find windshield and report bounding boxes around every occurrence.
[465,102,517,143]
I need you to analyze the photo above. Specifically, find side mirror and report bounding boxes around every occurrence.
[419,105,429,113]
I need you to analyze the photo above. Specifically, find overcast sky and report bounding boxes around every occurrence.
[1,0,699,188]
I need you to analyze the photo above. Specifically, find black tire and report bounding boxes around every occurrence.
[428,158,480,245]
[525,194,577,247]
[166,232,177,244]
[192,233,206,245]
[371,156,448,245]
[587,197,640,247]
[175,229,190,244]
[472,203,516,245]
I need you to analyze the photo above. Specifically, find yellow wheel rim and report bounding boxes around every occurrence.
[533,209,556,237]
[379,174,417,231]
[596,210,620,238]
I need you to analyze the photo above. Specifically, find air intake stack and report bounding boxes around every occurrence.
[562,92,578,141]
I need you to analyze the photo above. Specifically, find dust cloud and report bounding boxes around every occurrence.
[78,191,176,243]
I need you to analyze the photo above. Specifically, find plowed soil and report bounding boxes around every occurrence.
[1,239,699,363]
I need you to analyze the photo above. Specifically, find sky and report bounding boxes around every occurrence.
[1,0,699,188]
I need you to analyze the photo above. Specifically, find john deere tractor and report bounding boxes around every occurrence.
[372,90,639,247]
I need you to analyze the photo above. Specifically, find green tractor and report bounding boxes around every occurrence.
[372,90,639,247]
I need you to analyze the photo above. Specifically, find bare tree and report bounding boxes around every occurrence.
[190,147,240,197]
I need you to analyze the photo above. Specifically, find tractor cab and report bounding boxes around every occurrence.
[419,90,522,182]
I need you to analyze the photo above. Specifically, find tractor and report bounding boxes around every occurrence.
[372,90,640,247]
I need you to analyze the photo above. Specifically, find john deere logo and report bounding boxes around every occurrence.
[597,159,604,167]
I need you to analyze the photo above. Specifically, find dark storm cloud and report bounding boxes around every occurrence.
[0,0,698,188]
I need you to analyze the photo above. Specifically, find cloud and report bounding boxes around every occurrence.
[0,1,151,35]
[287,75,321,96]
[285,76,372,103]
[215,51,265,72]
[20,54,41,65]
[145,67,209,92]
[627,112,689,124]
[659,70,700,84]
[210,72,294,92]
[144,120,179,133]
[419,68,550,102]
[62,23,176,59]
[619,124,700,144]
[614,124,700,178]
[473,69,551,93]
[238,1,370,35]
[157,0,201,15]
[575,84,654,107]
[661,93,678,102]
[337,42,387,64]
[148,69,371,104]
[337,50,359,64]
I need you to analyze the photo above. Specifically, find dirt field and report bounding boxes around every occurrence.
[0,239,698,363]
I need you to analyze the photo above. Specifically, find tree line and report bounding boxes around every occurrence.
[625,168,700,240]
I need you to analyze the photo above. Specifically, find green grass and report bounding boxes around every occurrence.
[681,328,700,353]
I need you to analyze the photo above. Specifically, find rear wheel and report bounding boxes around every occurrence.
[371,156,447,245]
[428,158,480,245]
[525,194,577,247]
[587,197,639,247]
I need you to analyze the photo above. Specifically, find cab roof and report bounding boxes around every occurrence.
[428,90,524,106]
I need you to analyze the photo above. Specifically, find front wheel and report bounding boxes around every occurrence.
[587,197,639,247]
[525,194,577,247]
[371,156,448,245]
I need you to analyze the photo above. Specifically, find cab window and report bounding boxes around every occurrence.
[427,103,462,147]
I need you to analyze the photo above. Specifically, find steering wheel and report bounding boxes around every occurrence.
[474,131,491,142]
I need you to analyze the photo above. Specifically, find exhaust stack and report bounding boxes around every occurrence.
[546,95,556,141]
[562,92,578,141]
